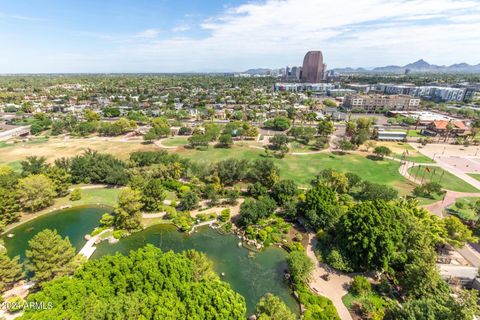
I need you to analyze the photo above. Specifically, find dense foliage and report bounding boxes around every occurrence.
[22,246,246,319]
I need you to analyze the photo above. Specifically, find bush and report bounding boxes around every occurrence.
[326,249,353,272]
[69,188,82,201]
[351,275,372,296]
[220,208,231,222]
[99,213,114,227]
[112,229,129,239]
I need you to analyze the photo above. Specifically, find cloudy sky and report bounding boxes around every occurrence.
[1,0,480,73]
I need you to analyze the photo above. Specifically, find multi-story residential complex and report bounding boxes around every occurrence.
[274,83,334,94]
[343,94,421,112]
[375,84,476,102]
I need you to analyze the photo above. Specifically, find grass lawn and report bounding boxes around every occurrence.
[416,192,444,206]
[174,145,415,194]
[375,141,434,163]
[0,137,157,165]
[161,136,189,147]
[468,173,480,182]
[59,187,121,208]
[446,197,480,222]
[408,166,479,193]
[288,141,317,153]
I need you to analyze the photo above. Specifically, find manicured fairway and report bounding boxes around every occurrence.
[175,145,415,194]
[408,166,479,193]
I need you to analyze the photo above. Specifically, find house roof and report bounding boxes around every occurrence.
[430,120,467,130]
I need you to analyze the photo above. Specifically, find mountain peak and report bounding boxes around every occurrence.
[405,59,431,68]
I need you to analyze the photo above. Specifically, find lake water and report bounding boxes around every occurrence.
[2,207,298,315]
[2,206,108,260]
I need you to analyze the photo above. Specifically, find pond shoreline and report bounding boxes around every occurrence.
[1,204,113,236]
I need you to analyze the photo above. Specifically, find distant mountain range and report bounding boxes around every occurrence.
[243,59,480,75]
[333,59,480,74]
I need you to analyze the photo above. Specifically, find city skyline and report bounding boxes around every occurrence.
[1,0,480,73]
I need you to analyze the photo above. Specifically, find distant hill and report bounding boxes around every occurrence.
[333,59,480,74]
[243,68,274,75]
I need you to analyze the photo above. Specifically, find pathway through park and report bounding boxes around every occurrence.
[306,234,353,320]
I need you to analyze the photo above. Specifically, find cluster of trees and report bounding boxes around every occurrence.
[51,110,139,137]
[336,117,376,152]
[264,116,291,131]
[187,121,258,149]
[22,245,247,319]
[0,229,81,293]
[0,157,72,229]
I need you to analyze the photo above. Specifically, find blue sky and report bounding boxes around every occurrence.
[1,0,480,73]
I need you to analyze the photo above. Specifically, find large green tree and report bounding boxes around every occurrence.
[25,229,77,284]
[0,252,23,291]
[256,293,296,320]
[23,246,246,319]
[16,174,56,212]
[113,187,143,230]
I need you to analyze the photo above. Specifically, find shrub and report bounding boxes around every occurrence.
[112,229,128,239]
[99,213,114,227]
[351,275,372,296]
[220,208,231,222]
[69,188,82,201]
[326,249,353,272]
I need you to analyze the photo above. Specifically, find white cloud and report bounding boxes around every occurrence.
[135,29,161,39]
[172,25,191,32]
[114,0,480,71]
[2,0,480,72]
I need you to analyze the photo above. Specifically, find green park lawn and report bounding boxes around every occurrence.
[468,173,480,182]
[57,187,121,208]
[161,136,189,147]
[408,167,479,193]
[375,141,434,163]
[446,197,480,222]
[415,192,445,206]
[175,145,415,194]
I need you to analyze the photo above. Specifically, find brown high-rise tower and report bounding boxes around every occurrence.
[301,51,325,83]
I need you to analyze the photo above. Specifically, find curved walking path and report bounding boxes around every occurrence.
[306,234,353,320]
[155,138,178,149]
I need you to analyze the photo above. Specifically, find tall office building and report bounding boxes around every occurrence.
[301,51,326,83]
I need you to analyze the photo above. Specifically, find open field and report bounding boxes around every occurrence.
[161,136,189,147]
[446,197,480,222]
[2,137,415,194]
[374,141,435,163]
[0,137,157,167]
[408,166,479,193]
[468,173,480,182]
[173,145,415,194]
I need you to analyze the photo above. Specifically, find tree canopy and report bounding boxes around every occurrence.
[23,246,246,319]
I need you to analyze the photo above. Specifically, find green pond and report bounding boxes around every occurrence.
[2,206,108,260]
[2,206,298,315]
